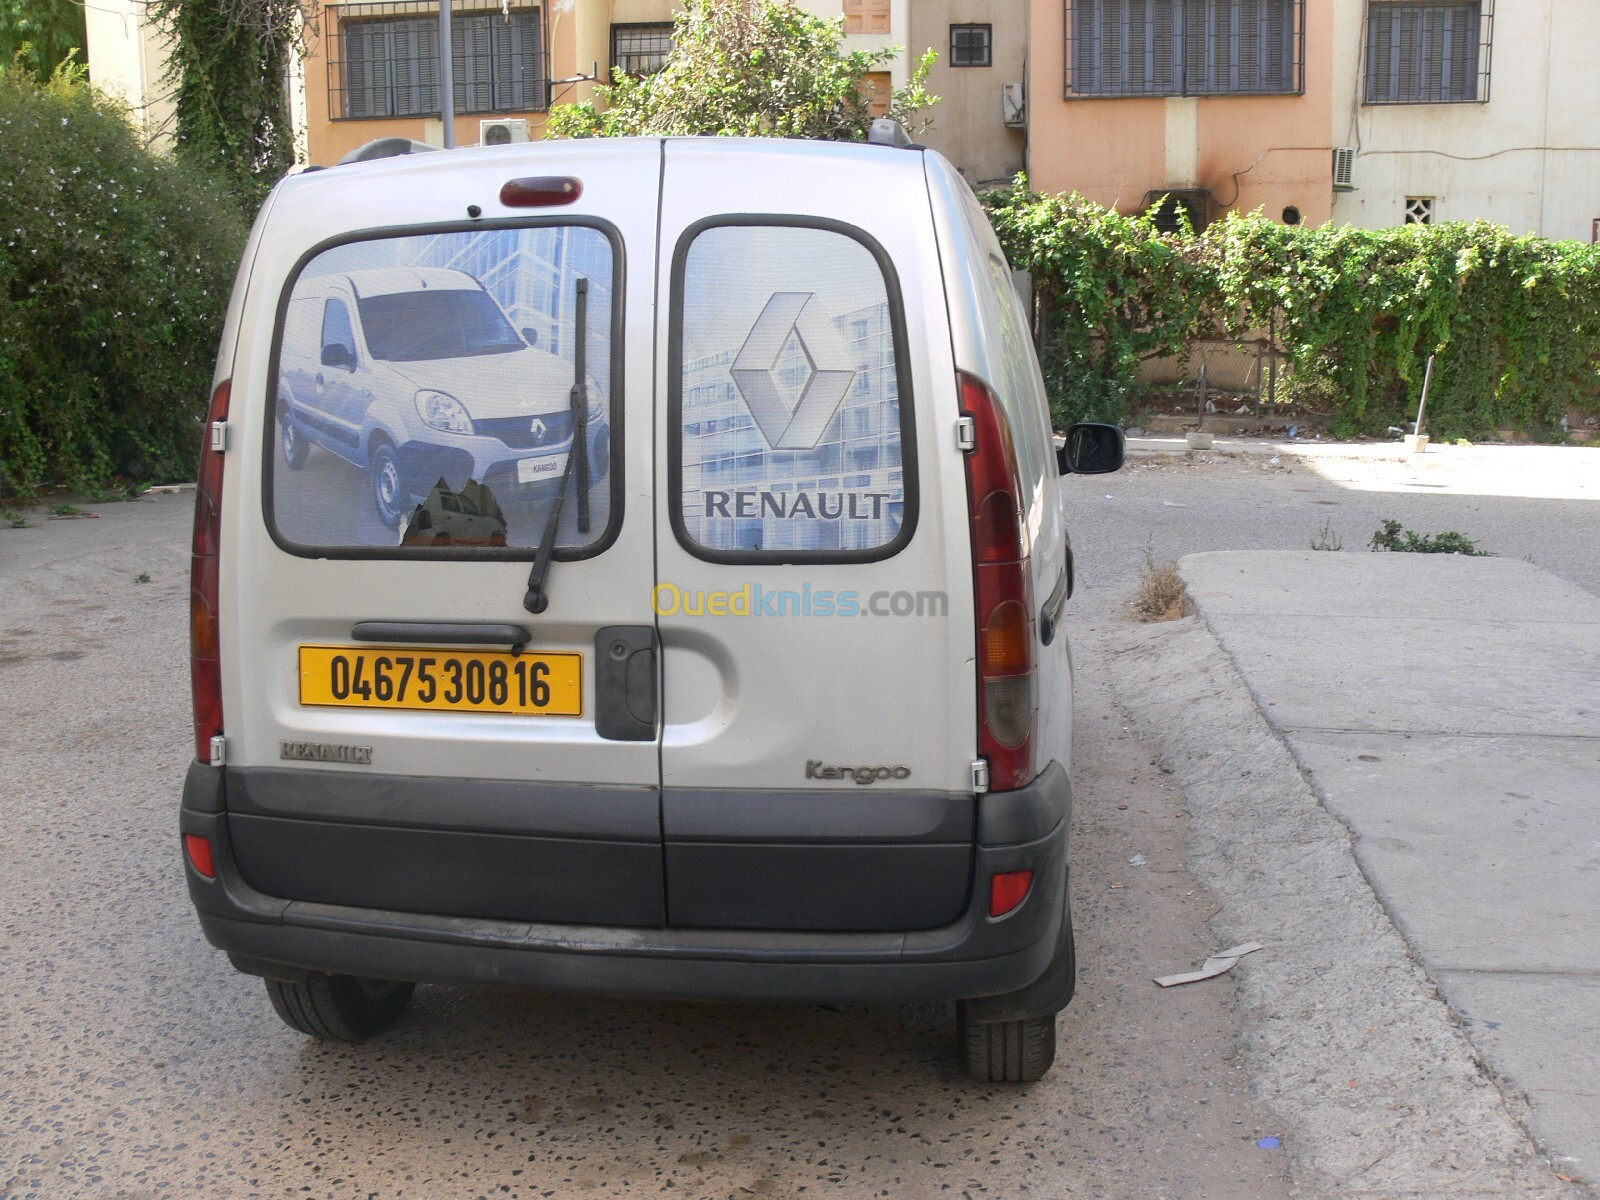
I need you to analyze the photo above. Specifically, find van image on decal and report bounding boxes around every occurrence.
[182,129,1124,1084]
[275,264,609,539]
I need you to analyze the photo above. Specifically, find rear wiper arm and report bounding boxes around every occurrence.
[523,277,590,614]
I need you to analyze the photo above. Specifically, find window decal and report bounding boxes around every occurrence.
[675,224,911,559]
[268,225,616,558]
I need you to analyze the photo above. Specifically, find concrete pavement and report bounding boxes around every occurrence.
[1164,550,1600,1191]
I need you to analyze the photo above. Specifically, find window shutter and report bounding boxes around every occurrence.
[389,19,434,117]
[1151,0,1182,94]
[1365,2,1479,104]
[453,14,494,113]
[344,23,392,119]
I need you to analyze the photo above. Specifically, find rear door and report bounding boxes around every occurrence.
[224,144,665,925]
[653,141,980,932]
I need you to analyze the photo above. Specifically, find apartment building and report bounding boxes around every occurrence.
[1027,0,1337,228]
[1330,2,1600,242]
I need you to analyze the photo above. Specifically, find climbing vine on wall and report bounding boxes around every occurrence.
[983,181,1600,439]
[149,0,301,214]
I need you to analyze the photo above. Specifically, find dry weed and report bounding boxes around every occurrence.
[1133,558,1187,622]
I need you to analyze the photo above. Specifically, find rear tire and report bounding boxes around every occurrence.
[265,975,414,1042]
[957,1008,1057,1083]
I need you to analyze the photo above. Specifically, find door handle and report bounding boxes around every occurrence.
[595,626,656,741]
[352,621,531,649]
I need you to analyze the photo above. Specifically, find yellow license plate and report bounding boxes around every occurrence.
[299,645,582,716]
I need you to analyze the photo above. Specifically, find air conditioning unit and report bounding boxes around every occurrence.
[479,118,531,147]
[1001,81,1026,129]
[1333,147,1356,191]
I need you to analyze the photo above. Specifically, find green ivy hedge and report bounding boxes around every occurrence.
[984,182,1600,440]
[0,67,247,497]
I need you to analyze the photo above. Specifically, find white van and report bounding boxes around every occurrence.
[181,132,1123,1083]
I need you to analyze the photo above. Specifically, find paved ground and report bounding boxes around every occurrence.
[1173,550,1600,1190]
[0,490,1293,1200]
[2,435,1596,1198]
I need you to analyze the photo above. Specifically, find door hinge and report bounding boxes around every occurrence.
[956,415,977,452]
[209,734,228,765]
[209,422,230,453]
[971,758,990,794]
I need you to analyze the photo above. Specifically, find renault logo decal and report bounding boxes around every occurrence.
[731,292,857,450]
[529,417,547,443]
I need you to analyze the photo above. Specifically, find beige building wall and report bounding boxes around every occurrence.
[909,0,1026,186]
[1027,0,1334,225]
[1330,0,1600,241]
[84,0,177,148]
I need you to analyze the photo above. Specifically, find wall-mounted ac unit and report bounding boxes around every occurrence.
[480,118,531,147]
[1143,189,1212,234]
[1333,147,1356,191]
[1001,82,1026,128]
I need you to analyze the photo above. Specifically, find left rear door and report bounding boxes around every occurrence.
[222,144,665,925]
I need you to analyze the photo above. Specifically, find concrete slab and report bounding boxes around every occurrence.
[1179,550,1600,622]
[1435,970,1600,1184]
[1177,549,1600,1192]
[1292,731,1600,974]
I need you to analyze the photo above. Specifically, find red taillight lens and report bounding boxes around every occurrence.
[191,380,229,763]
[989,869,1034,918]
[184,834,216,880]
[960,372,1037,791]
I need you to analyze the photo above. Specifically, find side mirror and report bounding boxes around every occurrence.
[1058,422,1125,475]
[520,326,540,348]
[321,342,357,371]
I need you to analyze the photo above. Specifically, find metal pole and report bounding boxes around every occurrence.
[439,0,455,148]
[1415,354,1435,437]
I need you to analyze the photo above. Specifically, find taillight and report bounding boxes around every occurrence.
[191,379,229,763]
[960,372,1037,791]
[989,869,1034,917]
[184,833,216,880]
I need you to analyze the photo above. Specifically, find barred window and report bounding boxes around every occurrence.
[1365,2,1489,104]
[1065,0,1304,98]
[951,24,993,68]
[335,4,545,120]
[612,22,673,76]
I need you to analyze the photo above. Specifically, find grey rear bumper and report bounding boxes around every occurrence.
[179,759,1071,1005]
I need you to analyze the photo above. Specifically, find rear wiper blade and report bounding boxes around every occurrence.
[523,277,590,614]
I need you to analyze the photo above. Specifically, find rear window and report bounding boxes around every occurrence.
[266,224,620,559]
[668,219,917,563]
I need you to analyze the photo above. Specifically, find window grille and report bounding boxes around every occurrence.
[1404,197,1435,224]
[611,22,673,76]
[951,24,993,67]
[1063,0,1305,98]
[327,2,546,120]
[1365,1,1491,104]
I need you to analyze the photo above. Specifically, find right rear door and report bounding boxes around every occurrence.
[652,141,980,932]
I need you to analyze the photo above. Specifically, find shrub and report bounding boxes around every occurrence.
[981,187,1600,439]
[0,65,247,496]
[1368,519,1491,556]
[546,0,936,142]
[982,180,1217,429]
